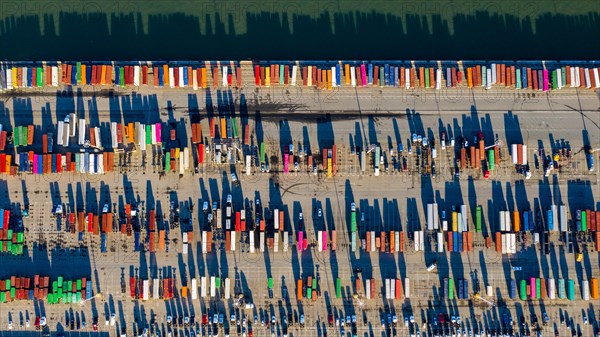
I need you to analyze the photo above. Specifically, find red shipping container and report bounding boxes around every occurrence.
[370,279,376,299]
[495,232,502,253]
[302,67,308,86]
[254,65,260,86]
[213,67,219,87]
[236,67,242,87]
[284,65,289,85]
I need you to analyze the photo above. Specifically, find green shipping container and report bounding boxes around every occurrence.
[77,279,82,291]
[14,126,20,147]
[536,278,541,299]
[448,278,455,300]
[312,278,317,290]
[351,212,357,232]
[476,206,482,233]
[7,229,13,240]
[260,143,265,162]
[268,278,273,289]
[72,293,77,303]
[232,118,238,138]
[76,62,82,83]
[165,152,171,172]
[67,281,72,292]
[520,280,527,300]
[146,125,152,144]
[0,292,5,302]
[6,241,11,251]
[336,278,342,298]
[0,241,3,251]
[489,149,495,170]
[10,287,15,298]
[52,281,58,292]
[17,232,24,243]
[567,279,575,300]
[22,126,27,146]
[37,67,43,87]
[306,287,312,299]
[581,211,587,232]
[47,293,53,303]
[516,69,522,89]
[120,67,125,87]
[425,68,430,88]
[76,292,81,302]
[215,277,221,288]
[58,276,63,285]
[561,67,567,87]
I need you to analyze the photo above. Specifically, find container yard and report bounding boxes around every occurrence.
[0,60,598,337]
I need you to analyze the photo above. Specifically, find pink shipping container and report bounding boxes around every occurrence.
[298,231,304,252]
[543,69,549,92]
[155,123,162,143]
[360,65,367,86]
[283,153,289,173]
[322,231,327,251]
[33,155,38,174]
[530,277,536,299]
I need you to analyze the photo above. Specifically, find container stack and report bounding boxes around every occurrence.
[445,205,473,253]
[47,276,89,304]
[0,209,25,256]
[384,278,403,300]
[496,211,517,255]
[297,276,318,301]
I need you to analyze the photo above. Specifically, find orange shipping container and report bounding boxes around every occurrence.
[590,278,599,299]
[225,231,231,251]
[517,144,523,164]
[470,146,476,167]
[495,232,502,253]
[467,231,473,252]
[366,232,371,251]
[595,232,600,252]
[380,232,386,252]
[389,231,395,252]
[475,149,480,168]
[399,232,405,252]
[159,230,166,251]
[479,139,485,160]
[448,232,453,251]
[513,211,520,232]
[460,148,466,168]
[181,286,187,298]
[297,279,303,299]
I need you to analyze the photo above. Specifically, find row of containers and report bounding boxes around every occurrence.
[352,278,411,300]
[297,276,320,301]
[1,61,600,92]
[457,139,500,171]
[129,276,175,300]
[511,277,599,301]
[0,275,91,304]
[252,62,600,91]
[0,209,25,256]
[442,278,470,300]
[16,151,116,175]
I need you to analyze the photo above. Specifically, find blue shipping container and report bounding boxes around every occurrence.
[453,232,458,252]
[336,64,341,85]
[183,67,188,86]
[368,64,373,84]
[510,279,517,299]
[458,234,463,253]
[86,64,92,84]
[547,210,554,231]
[463,280,468,299]
[0,210,4,230]
[101,233,107,253]
[522,68,527,88]
[458,279,464,299]
[158,66,164,87]
[134,231,141,251]
[114,66,120,85]
[523,211,529,231]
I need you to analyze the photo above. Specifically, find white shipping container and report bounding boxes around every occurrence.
[385,279,391,299]
[202,231,207,253]
[594,68,600,88]
[179,154,184,175]
[274,209,279,230]
[511,144,518,164]
[350,67,356,87]
[210,276,216,297]
[178,66,184,87]
[6,68,13,89]
[231,231,236,252]
[501,234,507,254]
[169,67,175,88]
[404,278,410,298]
[548,278,556,299]
[560,205,567,232]
[414,231,420,251]
[370,231,376,252]
[442,220,448,232]
[94,127,101,148]
[52,66,58,86]
[182,243,188,255]
[437,232,444,252]
[394,231,400,252]
[98,154,104,174]
[151,124,156,145]
[317,231,323,252]
[427,204,434,230]
[436,69,442,90]
[259,231,265,253]
[222,66,228,87]
[79,119,86,145]
[274,232,279,253]
[224,278,231,299]
[419,230,425,251]
[63,123,70,147]
[183,148,190,170]
[134,65,140,86]
[153,279,159,299]
[405,68,410,89]
[191,278,198,300]
[505,211,512,232]
[522,145,527,164]
[142,280,149,301]
[201,276,207,298]
[390,279,396,299]
[557,70,562,89]
[291,65,297,86]
[585,69,591,88]
[89,153,95,174]
[249,231,255,253]
[433,203,439,229]
[461,205,468,230]
[57,121,64,145]
[365,279,371,299]
[570,67,576,87]
[283,231,289,252]
[331,67,337,87]
[111,122,118,148]
[510,233,516,254]
[486,68,492,89]
[582,280,589,300]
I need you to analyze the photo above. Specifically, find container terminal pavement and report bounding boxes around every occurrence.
[0,60,599,337]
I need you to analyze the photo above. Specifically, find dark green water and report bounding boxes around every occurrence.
[1,0,599,60]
